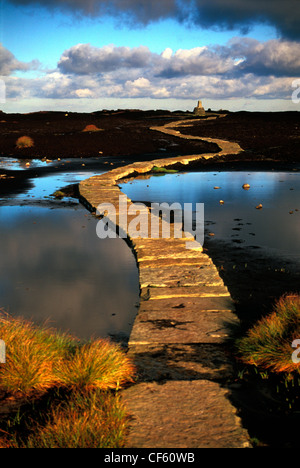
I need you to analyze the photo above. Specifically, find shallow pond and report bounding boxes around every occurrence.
[120,170,300,264]
[0,159,139,342]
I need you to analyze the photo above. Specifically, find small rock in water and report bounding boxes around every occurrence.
[256,204,263,210]
[242,184,250,190]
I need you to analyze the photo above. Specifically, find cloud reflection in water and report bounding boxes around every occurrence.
[0,205,139,341]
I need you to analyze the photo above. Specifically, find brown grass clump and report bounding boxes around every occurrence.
[82,124,102,133]
[236,294,300,375]
[11,390,129,448]
[0,314,74,395]
[16,136,34,149]
[55,340,135,392]
[0,313,135,396]
[0,314,136,448]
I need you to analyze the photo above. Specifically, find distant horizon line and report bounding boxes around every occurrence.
[1,107,299,115]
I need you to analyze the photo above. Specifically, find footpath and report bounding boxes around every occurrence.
[79,119,252,448]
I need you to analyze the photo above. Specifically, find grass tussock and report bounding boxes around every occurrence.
[5,390,128,448]
[236,294,300,375]
[0,314,73,395]
[16,136,34,149]
[56,340,135,392]
[0,313,136,448]
[151,166,178,174]
[82,124,103,133]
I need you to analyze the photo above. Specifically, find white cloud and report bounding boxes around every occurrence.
[73,88,94,98]
[58,44,153,74]
[161,48,173,60]
[0,44,39,76]
[3,38,300,108]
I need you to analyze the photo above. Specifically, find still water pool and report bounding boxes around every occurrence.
[120,171,300,264]
[0,162,139,342]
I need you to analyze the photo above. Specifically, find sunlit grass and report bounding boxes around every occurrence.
[0,313,74,395]
[5,390,128,449]
[56,340,135,392]
[236,294,300,374]
[82,124,103,133]
[0,313,135,448]
[151,166,178,174]
[16,136,34,149]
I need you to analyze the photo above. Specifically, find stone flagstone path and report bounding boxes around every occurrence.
[79,118,252,448]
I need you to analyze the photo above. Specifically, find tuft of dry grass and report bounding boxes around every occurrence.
[55,340,135,392]
[0,313,136,448]
[236,294,300,374]
[0,313,75,395]
[16,136,34,149]
[0,313,135,396]
[82,124,103,133]
[11,390,129,448]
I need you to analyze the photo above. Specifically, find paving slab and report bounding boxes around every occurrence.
[129,308,239,345]
[138,257,213,269]
[140,285,230,301]
[139,264,224,288]
[122,381,251,448]
[127,343,235,381]
[138,295,236,313]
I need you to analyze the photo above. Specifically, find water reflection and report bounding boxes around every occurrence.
[0,163,140,341]
[120,171,300,263]
[0,205,139,341]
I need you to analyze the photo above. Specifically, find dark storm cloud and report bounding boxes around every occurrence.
[8,0,179,23]
[191,0,300,40]
[7,0,300,39]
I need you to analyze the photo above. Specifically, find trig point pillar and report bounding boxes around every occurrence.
[193,100,206,116]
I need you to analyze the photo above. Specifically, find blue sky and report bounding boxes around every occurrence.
[1,0,300,112]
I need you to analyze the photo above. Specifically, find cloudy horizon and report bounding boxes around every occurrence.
[1,0,300,113]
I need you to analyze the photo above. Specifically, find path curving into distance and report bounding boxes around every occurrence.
[79,117,251,448]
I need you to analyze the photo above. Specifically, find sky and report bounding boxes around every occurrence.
[0,0,300,113]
